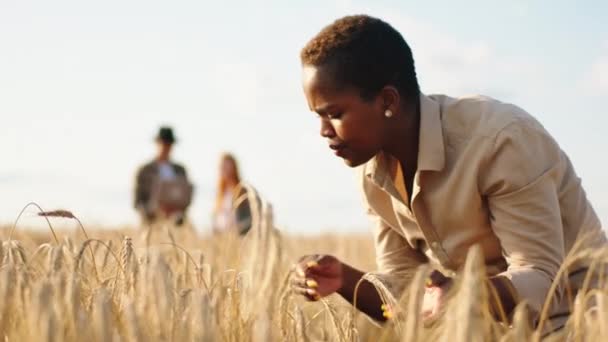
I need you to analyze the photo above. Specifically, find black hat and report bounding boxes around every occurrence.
[156,126,176,144]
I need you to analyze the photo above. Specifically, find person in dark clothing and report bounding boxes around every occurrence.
[134,126,193,226]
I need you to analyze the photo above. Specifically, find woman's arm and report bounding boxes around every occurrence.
[480,121,568,320]
[338,262,390,321]
[292,213,426,322]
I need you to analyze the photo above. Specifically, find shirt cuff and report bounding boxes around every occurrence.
[497,267,557,321]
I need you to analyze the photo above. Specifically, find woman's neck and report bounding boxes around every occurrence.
[384,102,420,169]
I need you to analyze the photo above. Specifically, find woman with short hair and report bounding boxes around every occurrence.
[291,14,606,334]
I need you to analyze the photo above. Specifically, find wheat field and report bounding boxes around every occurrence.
[1,197,607,341]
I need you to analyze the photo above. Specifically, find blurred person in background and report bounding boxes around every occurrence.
[134,126,193,227]
[291,14,606,335]
[211,153,256,235]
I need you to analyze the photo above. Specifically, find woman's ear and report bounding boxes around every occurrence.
[380,86,401,114]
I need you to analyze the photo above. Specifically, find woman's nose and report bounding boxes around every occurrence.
[320,118,336,138]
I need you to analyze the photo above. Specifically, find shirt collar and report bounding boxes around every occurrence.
[417,93,445,172]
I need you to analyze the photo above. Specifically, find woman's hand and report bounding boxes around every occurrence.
[291,255,343,301]
[421,285,448,321]
[421,271,452,323]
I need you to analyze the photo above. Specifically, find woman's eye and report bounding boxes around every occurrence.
[328,112,342,119]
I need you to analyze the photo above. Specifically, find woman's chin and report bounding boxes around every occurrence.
[341,156,365,168]
[332,147,372,168]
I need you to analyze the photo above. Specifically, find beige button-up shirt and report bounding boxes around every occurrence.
[360,93,605,323]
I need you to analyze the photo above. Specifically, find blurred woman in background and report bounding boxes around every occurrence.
[212,153,254,235]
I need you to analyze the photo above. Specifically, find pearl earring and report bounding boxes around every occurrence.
[384,109,393,118]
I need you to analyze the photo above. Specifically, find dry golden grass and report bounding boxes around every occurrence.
[0,195,607,341]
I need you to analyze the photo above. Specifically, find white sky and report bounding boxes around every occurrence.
[1,0,607,233]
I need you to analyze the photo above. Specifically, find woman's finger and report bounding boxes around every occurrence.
[292,258,321,278]
[292,286,321,301]
[305,279,318,288]
[290,276,319,289]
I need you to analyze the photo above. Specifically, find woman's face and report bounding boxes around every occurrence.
[221,158,236,180]
[302,65,387,167]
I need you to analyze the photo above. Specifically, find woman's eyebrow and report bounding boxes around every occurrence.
[314,103,337,115]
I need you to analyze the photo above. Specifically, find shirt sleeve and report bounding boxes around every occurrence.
[367,205,427,300]
[481,119,566,320]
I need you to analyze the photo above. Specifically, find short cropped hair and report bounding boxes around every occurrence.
[301,15,420,101]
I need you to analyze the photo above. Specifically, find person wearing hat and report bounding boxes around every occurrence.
[133,126,193,227]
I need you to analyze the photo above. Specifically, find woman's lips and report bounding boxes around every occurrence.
[329,143,347,156]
